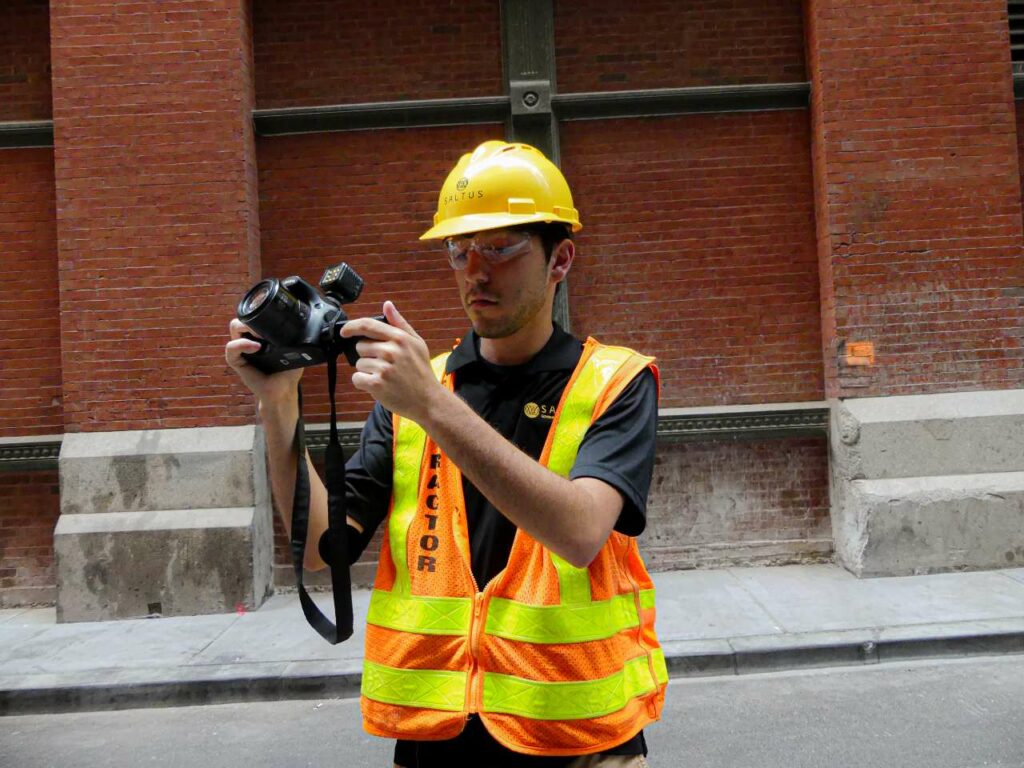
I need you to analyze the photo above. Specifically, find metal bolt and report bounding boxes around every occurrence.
[523,91,539,108]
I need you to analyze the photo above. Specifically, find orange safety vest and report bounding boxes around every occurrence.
[361,338,667,756]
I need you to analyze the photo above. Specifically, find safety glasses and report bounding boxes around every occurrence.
[443,229,535,270]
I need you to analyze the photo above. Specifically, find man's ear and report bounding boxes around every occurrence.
[548,239,575,283]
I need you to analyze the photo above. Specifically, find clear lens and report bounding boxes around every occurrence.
[242,284,272,315]
[444,230,533,270]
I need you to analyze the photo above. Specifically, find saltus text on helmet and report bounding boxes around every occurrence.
[442,190,485,206]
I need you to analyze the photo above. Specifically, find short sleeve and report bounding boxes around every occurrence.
[568,367,658,536]
[343,401,394,540]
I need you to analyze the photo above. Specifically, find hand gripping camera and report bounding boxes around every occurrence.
[236,263,383,373]
[236,262,382,644]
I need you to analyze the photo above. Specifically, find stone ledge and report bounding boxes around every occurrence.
[54,507,258,535]
[61,426,260,458]
[834,390,1024,479]
[58,427,267,515]
[841,389,1024,423]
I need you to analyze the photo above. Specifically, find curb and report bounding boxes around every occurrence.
[666,629,1024,678]
[0,671,362,717]
[3,629,1024,716]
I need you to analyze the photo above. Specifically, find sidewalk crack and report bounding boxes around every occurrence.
[996,570,1024,588]
[188,615,242,664]
[726,569,791,633]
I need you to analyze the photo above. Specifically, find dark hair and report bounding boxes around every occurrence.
[519,222,573,260]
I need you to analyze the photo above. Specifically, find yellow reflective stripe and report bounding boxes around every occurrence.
[543,346,634,606]
[389,353,450,597]
[545,345,634,478]
[549,552,590,605]
[390,416,426,597]
[367,589,472,636]
[640,588,656,610]
[482,649,667,721]
[362,660,466,712]
[652,645,669,684]
[485,589,656,643]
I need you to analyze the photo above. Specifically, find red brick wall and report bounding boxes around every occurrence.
[253,0,503,109]
[643,437,831,569]
[556,0,806,92]
[0,470,60,606]
[561,111,823,407]
[807,0,1024,398]
[0,149,61,436]
[1016,102,1024,249]
[256,124,504,422]
[0,0,51,121]
[49,0,262,432]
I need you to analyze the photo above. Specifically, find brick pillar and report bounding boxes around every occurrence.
[50,0,260,430]
[49,0,271,619]
[806,0,1024,575]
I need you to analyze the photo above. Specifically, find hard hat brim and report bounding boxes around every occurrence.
[420,212,582,241]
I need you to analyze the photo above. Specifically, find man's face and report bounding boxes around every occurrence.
[449,228,554,339]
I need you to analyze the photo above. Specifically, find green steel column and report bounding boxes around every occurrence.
[501,0,570,331]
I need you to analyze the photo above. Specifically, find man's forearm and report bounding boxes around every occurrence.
[259,396,329,571]
[419,389,621,568]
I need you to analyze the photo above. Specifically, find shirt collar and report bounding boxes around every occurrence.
[445,324,582,375]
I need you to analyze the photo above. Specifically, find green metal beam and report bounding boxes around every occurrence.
[253,96,508,136]
[0,404,831,469]
[554,83,811,120]
[500,0,568,329]
[0,121,54,149]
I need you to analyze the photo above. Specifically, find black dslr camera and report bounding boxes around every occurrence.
[236,263,382,374]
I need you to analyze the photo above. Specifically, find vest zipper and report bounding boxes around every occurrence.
[465,566,505,718]
[465,591,485,715]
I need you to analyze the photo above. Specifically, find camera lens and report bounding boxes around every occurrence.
[237,278,308,348]
[240,281,274,316]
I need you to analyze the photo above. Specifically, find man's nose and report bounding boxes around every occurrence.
[463,248,491,282]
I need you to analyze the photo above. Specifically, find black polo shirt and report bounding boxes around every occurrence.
[343,324,659,767]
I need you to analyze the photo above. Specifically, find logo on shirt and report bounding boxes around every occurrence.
[524,402,556,420]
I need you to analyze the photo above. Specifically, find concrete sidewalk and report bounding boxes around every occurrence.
[3,564,1024,715]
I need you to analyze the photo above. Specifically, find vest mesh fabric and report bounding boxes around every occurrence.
[361,339,666,756]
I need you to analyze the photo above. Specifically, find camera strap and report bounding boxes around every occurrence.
[289,352,354,644]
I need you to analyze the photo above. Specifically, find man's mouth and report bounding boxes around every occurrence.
[467,295,498,309]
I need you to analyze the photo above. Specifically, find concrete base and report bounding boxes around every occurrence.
[640,537,833,571]
[0,586,55,608]
[273,560,378,592]
[55,426,272,622]
[849,473,1024,577]
[55,508,266,622]
[831,390,1024,577]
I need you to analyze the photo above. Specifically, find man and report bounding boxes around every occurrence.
[226,141,666,767]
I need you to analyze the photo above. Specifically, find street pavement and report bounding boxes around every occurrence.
[2,564,1024,715]
[6,656,1024,767]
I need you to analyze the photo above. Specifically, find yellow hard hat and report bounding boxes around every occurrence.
[420,140,582,240]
